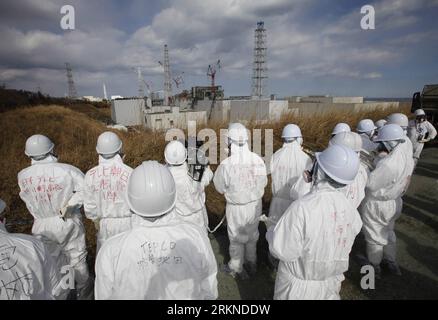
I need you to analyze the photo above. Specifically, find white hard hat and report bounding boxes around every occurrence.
[332,123,351,136]
[96,131,123,155]
[414,109,426,116]
[375,119,387,129]
[386,113,408,128]
[126,161,176,217]
[282,124,302,139]
[227,123,248,143]
[357,119,377,133]
[25,134,54,157]
[164,140,187,165]
[374,124,405,142]
[329,131,362,152]
[315,144,359,185]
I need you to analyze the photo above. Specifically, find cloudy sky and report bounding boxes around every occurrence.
[0,0,437,98]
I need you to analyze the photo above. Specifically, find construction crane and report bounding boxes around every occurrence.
[130,67,153,97]
[173,72,185,89]
[206,60,221,120]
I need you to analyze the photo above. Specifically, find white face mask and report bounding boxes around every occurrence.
[382,140,399,153]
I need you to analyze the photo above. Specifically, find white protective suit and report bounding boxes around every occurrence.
[360,142,413,266]
[213,143,267,273]
[168,163,213,231]
[17,155,91,295]
[268,141,312,227]
[95,211,218,300]
[342,162,369,209]
[84,154,133,251]
[268,181,362,300]
[360,133,377,153]
[290,173,312,201]
[0,223,66,300]
[408,120,437,160]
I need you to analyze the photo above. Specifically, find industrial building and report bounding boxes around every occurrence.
[144,107,207,130]
[286,96,399,116]
[111,98,145,126]
[82,95,103,102]
[192,98,289,124]
[107,21,401,131]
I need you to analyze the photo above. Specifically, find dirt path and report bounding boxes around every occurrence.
[210,146,438,300]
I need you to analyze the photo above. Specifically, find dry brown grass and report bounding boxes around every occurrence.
[0,103,410,262]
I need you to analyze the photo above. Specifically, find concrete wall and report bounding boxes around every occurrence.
[268,100,289,121]
[298,96,364,103]
[333,96,363,103]
[229,99,288,123]
[193,99,230,122]
[288,101,399,117]
[145,110,207,131]
[111,99,145,126]
[145,106,171,114]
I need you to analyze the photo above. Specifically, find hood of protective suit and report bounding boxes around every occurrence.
[31,154,58,166]
[98,153,124,165]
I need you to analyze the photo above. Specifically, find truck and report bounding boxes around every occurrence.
[411,84,438,126]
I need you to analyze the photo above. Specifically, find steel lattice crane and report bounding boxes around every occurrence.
[173,72,185,89]
[207,60,221,120]
[207,60,221,97]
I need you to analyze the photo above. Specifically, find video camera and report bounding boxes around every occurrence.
[185,137,209,182]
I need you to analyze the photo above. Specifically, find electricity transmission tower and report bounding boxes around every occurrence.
[159,44,173,106]
[65,62,78,99]
[251,21,268,99]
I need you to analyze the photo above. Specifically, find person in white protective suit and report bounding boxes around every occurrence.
[384,113,415,273]
[360,124,413,277]
[267,144,362,300]
[407,109,437,163]
[375,119,387,131]
[213,123,267,278]
[331,123,351,138]
[329,132,369,209]
[164,140,213,231]
[357,119,378,153]
[95,161,218,300]
[84,131,133,252]
[0,199,69,300]
[268,124,312,227]
[386,113,415,163]
[17,135,92,300]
